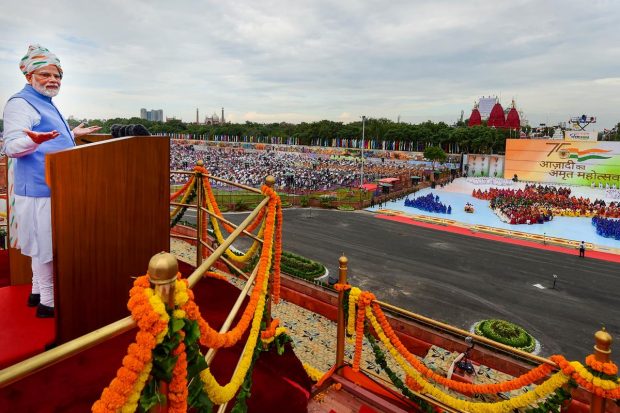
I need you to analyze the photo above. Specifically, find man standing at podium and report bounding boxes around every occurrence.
[2,44,100,318]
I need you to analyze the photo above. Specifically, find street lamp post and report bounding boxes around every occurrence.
[361,116,366,188]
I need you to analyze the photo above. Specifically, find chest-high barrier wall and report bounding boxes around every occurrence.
[504,139,620,186]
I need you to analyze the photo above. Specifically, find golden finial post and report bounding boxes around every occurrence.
[195,161,204,267]
[590,327,612,413]
[148,252,179,308]
[335,255,348,369]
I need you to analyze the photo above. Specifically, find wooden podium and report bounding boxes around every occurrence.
[44,135,170,343]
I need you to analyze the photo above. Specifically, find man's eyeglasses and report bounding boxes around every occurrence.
[34,72,62,80]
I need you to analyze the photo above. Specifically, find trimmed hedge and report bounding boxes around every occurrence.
[280,251,326,281]
[474,319,536,353]
[337,205,355,211]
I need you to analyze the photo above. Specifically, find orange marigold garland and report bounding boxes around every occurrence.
[168,331,188,413]
[550,355,620,399]
[181,187,279,349]
[352,292,375,371]
[334,283,351,292]
[369,301,555,394]
[261,318,280,342]
[585,354,619,376]
[203,270,228,281]
[200,172,266,235]
[92,276,169,413]
[267,185,282,303]
[170,175,195,201]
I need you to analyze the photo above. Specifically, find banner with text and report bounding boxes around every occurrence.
[504,139,620,186]
[564,131,598,141]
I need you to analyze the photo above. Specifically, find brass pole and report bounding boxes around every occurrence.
[590,328,612,413]
[147,252,178,413]
[199,205,264,242]
[335,255,348,369]
[195,160,204,268]
[187,196,269,289]
[264,175,276,325]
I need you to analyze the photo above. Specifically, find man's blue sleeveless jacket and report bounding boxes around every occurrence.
[8,84,75,197]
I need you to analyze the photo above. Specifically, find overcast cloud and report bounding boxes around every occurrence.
[1,0,619,128]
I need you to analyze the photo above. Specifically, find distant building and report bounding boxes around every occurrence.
[140,108,164,122]
[468,98,523,129]
[196,107,226,125]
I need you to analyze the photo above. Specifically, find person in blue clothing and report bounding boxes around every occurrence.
[2,44,100,317]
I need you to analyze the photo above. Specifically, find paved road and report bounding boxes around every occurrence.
[225,208,620,362]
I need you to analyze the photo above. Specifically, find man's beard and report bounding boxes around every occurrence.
[32,80,60,97]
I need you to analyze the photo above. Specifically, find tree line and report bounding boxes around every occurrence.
[2,117,619,154]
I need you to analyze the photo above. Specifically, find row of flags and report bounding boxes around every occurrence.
[161,133,460,153]
[161,133,300,145]
[311,138,461,153]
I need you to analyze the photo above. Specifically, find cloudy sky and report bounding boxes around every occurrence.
[1,0,619,129]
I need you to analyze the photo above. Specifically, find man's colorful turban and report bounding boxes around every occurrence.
[19,44,62,76]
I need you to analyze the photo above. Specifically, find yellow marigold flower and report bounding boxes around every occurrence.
[173,309,186,319]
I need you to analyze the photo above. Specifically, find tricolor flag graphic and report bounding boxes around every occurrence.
[566,147,613,162]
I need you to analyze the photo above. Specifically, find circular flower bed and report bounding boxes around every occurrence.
[474,319,536,353]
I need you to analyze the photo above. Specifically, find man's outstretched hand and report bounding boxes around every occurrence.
[72,123,102,138]
[24,129,60,144]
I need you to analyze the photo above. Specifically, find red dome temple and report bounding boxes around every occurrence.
[468,103,482,126]
[487,100,506,128]
[505,99,520,129]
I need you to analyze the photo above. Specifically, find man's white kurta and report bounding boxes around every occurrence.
[3,98,53,263]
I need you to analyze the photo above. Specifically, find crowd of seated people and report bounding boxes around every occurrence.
[405,193,452,214]
[472,184,619,225]
[170,141,424,191]
[592,216,620,240]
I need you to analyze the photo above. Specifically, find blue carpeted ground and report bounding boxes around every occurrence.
[367,185,620,249]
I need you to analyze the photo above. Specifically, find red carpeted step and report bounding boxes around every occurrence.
[0,284,55,369]
[0,249,10,288]
[0,272,311,412]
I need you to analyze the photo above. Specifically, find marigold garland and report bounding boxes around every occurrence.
[347,287,361,340]
[261,318,280,341]
[170,175,195,202]
[272,194,283,303]
[170,177,196,220]
[209,210,266,263]
[303,363,325,382]
[168,330,188,413]
[550,355,620,399]
[199,171,264,235]
[346,287,556,395]
[364,305,570,413]
[368,301,554,394]
[585,354,619,376]
[92,276,169,413]
[179,185,278,353]
[196,182,280,404]
[333,283,351,292]
[199,257,271,404]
